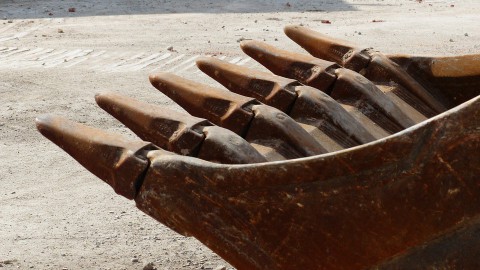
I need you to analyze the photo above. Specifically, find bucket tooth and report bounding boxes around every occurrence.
[332,68,418,129]
[240,40,338,92]
[284,25,371,72]
[150,72,258,136]
[35,115,157,199]
[198,126,267,164]
[247,105,327,157]
[291,85,377,145]
[197,57,298,112]
[365,54,448,113]
[96,92,207,156]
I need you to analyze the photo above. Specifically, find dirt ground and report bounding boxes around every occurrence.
[0,0,479,269]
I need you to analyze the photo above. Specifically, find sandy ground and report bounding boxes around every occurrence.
[0,0,479,269]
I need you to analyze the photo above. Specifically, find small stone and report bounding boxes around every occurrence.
[167,46,174,52]
[7,20,13,23]
[58,29,64,33]
[131,258,139,263]
[68,8,76,12]
[143,262,157,270]
[449,38,454,42]
[465,33,469,37]
[214,266,226,270]
[237,37,252,43]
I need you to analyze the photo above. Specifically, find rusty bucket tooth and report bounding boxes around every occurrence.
[364,53,448,113]
[150,72,258,136]
[331,68,418,129]
[240,40,339,92]
[290,85,377,145]
[95,92,207,156]
[198,126,267,164]
[247,104,327,157]
[35,115,158,200]
[284,25,371,71]
[197,57,299,112]
[96,92,266,164]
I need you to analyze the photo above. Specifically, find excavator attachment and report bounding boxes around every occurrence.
[36,26,480,269]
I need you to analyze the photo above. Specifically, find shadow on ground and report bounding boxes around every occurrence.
[0,0,356,19]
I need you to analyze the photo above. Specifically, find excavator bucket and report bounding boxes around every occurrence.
[36,26,480,269]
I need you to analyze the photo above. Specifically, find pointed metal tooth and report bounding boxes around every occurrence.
[331,68,418,129]
[35,115,159,199]
[246,105,327,157]
[284,25,371,72]
[95,92,207,156]
[149,72,258,136]
[197,126,267,164]
[240,40,339,92]
[290,85,377,145]
[196,56,299,112]
[365,54,448,113]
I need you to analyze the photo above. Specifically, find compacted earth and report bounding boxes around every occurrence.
[1,0,479,269]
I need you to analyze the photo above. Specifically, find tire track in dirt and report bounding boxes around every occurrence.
[0,18,258,74]
[0,18,61,42]
[0,46,257,74]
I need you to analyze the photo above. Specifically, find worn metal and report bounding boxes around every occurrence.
[37,26,480,269]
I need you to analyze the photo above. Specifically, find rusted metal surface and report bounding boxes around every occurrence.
[36,26,480,269]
